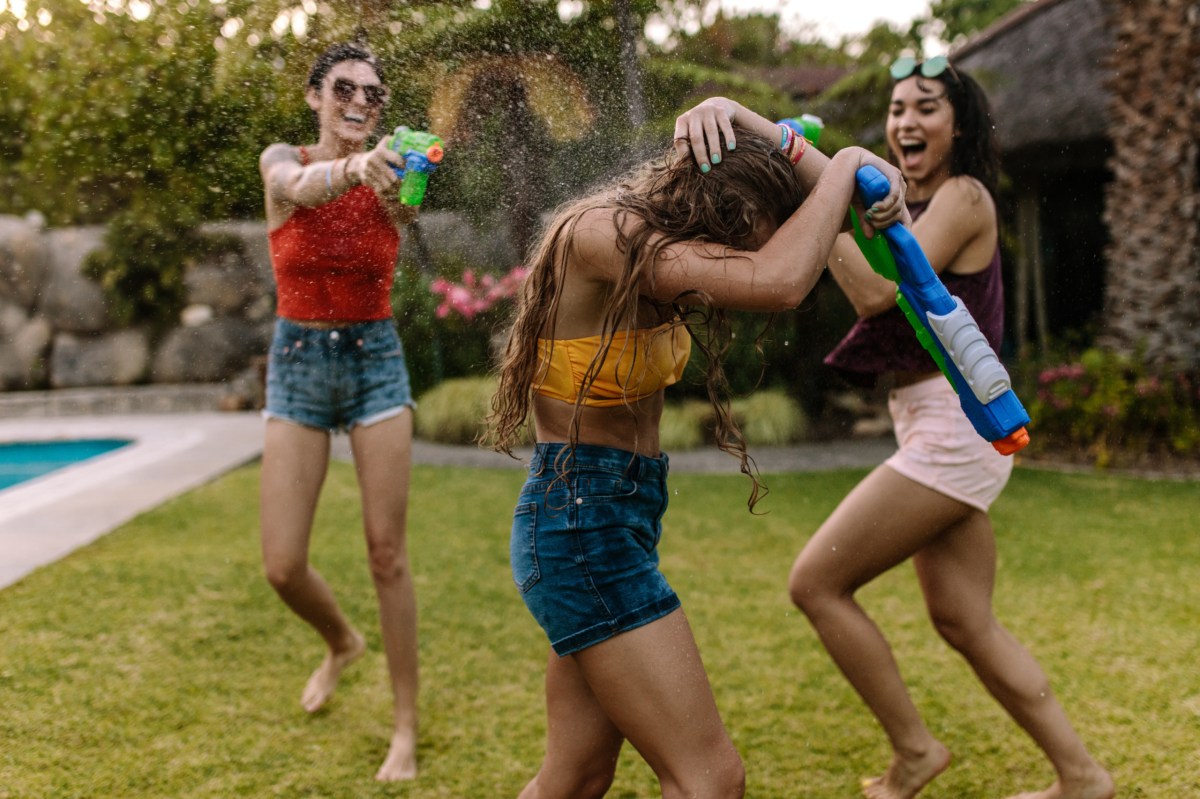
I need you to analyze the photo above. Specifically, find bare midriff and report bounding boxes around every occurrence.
[533,392,665,458]
[281,318,363,330]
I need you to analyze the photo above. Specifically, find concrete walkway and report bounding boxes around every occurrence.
[0,413,264,590]
[368,435,896,475]
[0,409,895,590]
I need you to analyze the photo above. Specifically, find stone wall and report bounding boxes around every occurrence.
[0,211,518,404]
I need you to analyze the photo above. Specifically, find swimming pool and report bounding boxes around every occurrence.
[0,439,133,491]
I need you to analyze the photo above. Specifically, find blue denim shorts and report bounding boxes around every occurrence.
[511,443,680,656]
[264,317,415,433]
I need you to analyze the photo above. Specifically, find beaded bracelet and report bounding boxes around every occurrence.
[789,134,808,165]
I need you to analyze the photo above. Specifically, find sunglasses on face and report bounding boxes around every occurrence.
[330,77,388,107]
[890,55,952,82]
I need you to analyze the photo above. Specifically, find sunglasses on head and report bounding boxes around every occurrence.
[890,55,953,82]
[331,77,388,107]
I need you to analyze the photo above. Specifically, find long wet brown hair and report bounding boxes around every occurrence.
[485,126,804,510]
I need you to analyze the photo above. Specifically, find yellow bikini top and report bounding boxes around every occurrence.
[534,322,691,407]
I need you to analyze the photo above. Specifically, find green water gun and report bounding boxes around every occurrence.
[778,114,825,147]
[384,126,444,206]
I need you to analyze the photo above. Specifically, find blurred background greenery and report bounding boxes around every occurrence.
[3,0,1196,467]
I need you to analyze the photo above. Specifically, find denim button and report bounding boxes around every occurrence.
[575,497,583,505]
[330,330,340,341]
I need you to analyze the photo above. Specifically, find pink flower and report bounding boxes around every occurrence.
[430,265,529,322]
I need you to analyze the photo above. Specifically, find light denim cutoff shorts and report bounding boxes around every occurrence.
[511,442,681,656]
[264,317,415,433]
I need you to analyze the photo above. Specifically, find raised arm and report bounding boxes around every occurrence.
[672,97,908,237]
[828,174,994,318]
[260,140,416,230]
[570,147,902,314]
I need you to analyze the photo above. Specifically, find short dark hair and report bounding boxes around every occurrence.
[306,42,384,90]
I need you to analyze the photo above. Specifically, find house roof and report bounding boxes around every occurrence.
[747,65,851,99]
[951,0,1115,152]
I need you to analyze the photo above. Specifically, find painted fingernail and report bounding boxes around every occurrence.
[711,153,721,164]
[700,163,711,174]
[728,140,736,150]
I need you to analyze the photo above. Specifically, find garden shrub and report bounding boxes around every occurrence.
[83,205,215,330]
[660,400,712,451]
[731,389,808,446]
[414,375,535,447]
[658,390,808,451]
[414,376,499,445]
[392,257,510,397]
[1017,346,1200,468]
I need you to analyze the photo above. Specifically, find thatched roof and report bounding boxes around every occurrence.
[952,0,1115,153]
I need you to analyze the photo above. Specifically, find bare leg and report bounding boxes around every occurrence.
[520,610,744,799]
[789,466,963,799]
[914,514,1114,799]
[350,411,419,782]
[517,652,624,799]
[260,419,366,713]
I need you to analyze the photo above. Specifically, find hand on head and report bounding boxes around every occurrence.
[672,97,742,173]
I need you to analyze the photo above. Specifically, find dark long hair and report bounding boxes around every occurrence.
[486,126,804,509]
[907,65,1000,197]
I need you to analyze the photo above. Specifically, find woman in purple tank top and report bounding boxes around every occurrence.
[788,59,1113,799]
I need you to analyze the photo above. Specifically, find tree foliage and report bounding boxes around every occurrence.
[925,0,1027,46]
[0,0,1022,333]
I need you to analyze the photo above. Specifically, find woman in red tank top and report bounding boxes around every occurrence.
[258,41,420,783]
[788,59,1113,799]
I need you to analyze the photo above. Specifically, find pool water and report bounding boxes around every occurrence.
[0,439,133,491]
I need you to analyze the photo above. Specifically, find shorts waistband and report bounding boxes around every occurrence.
[889,374,954,402]
[276,317,393,337]
[273,318,397,354]
[529,442,668,481]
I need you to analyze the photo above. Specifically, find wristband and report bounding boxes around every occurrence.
[789,134,808,165]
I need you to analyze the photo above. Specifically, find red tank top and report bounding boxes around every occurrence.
[268,147,401,321]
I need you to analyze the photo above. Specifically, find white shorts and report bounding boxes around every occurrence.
[883,376,1014,512]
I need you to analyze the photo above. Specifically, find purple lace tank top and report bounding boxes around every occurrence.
[823,198,1004,385]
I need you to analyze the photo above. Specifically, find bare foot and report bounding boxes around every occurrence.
[1005,767,1115,799]
[861,742,952,799]
[300,631,366,713]
[374,728,418,782]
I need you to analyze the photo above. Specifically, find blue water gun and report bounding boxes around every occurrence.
[384,126,444,206]
[852,165,1030,455]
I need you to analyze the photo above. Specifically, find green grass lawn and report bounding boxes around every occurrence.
[1,462,1197,798]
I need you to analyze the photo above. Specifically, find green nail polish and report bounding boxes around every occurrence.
[700,163,711,174]
[728,141,736,150]
[711,153,721,164]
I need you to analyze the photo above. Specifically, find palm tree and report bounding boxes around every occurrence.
[1099,0,1200,366]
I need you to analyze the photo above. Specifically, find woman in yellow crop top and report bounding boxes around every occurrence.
[485,96,907,799]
